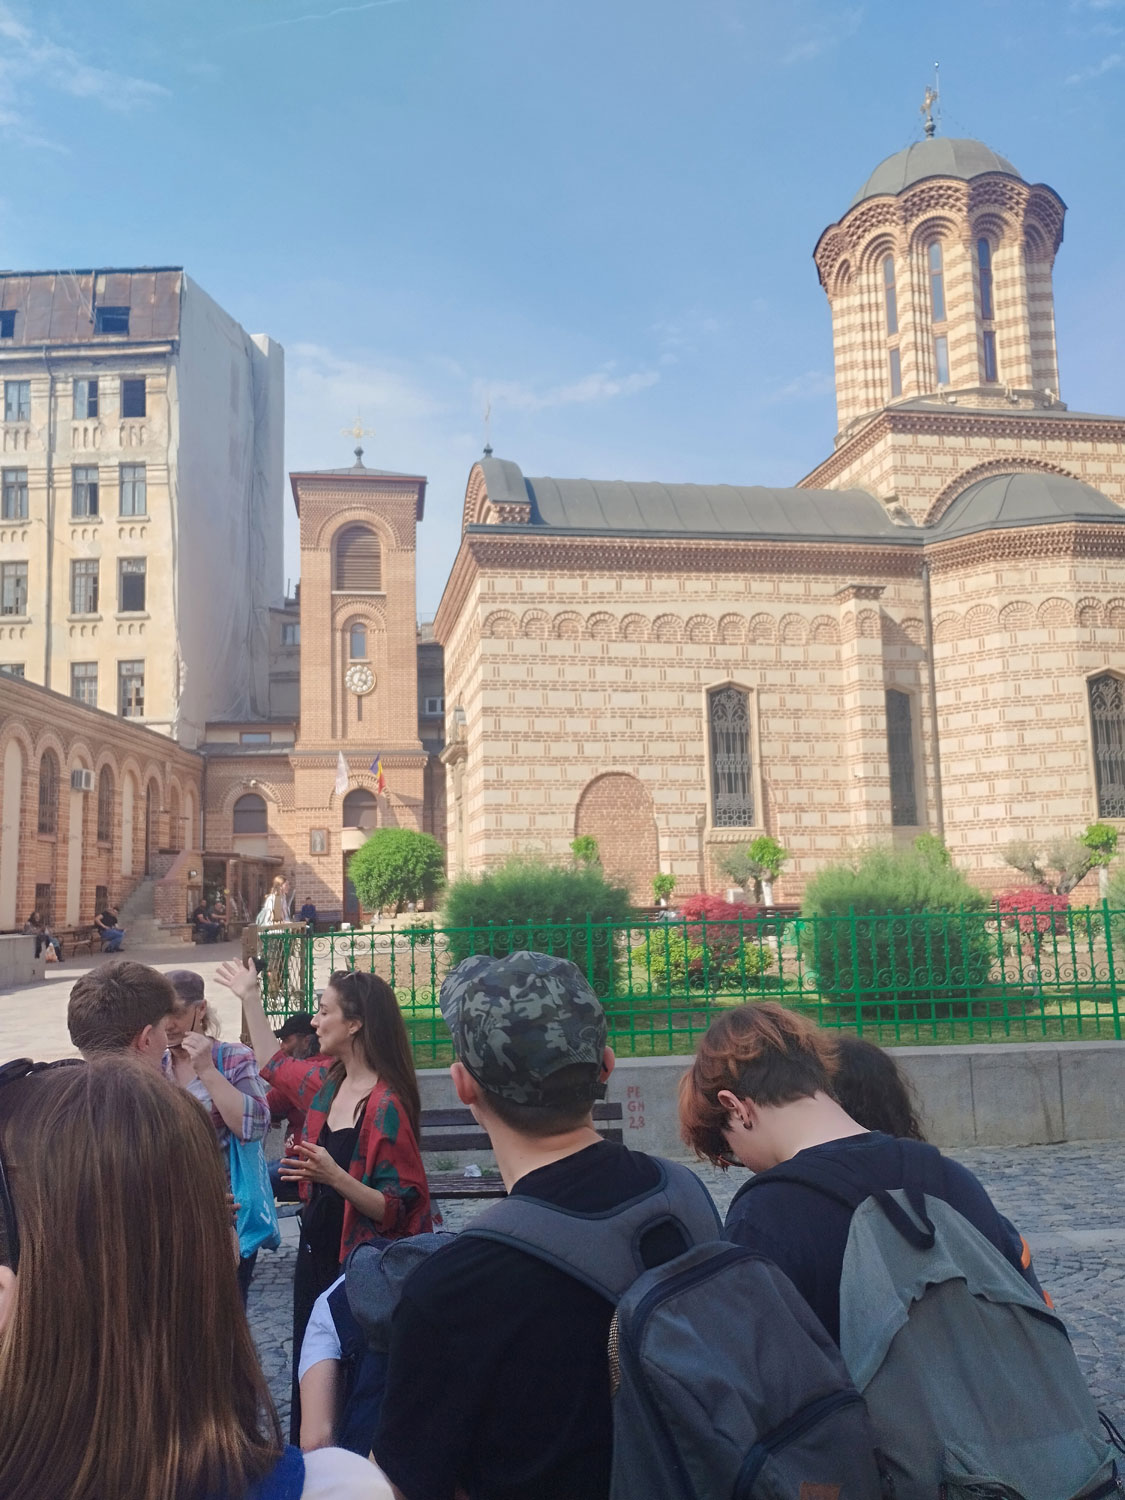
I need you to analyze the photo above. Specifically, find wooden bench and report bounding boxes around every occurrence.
[57,926,98,958]
[420,1102,624,1199]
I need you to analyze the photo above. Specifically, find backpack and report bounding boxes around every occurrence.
[464,1156,885,1500]
[751,1141,1119,1500]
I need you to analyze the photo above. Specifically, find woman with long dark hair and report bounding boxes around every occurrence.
[0,1056,391,1499]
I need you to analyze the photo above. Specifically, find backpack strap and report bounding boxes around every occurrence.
[462,1158,720,1303]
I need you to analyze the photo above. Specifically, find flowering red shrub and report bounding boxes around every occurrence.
[996,888,1070,936]
[678,895,758,924]
[676,895,762,955]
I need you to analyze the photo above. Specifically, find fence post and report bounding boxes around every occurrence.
[1102,899,1121,1040]
[584,911,595,990]
[848,905,863,1031]
[304,925,314,1007]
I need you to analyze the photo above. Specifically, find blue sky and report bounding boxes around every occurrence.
[1,0,1123,614]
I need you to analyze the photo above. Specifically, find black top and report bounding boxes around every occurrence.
[303,1122,359,1289]
[97,910,117,928]
[723,1132,1036,1343]
[374,1141,665,1500]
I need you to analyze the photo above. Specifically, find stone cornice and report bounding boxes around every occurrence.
[926,523,1125,574]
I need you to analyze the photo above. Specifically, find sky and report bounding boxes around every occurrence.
[1,0,1123,615]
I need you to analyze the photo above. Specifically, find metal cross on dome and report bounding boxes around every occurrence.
[341,415,376,466]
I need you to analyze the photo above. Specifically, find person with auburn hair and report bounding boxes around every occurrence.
[679,1002,1041,1344]
[67,960,175,1070]
[217,960,432,1445]
[0,1055,391,1500]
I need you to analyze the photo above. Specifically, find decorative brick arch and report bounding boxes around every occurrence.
[574,773,659,903]
[923,459,1084,527]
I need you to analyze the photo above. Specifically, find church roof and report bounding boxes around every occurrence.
[850,136,1021,207]
[935,471,1125,539]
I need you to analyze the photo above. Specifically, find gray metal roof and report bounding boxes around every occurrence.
[850,137,1021,207]
[935,472,1125,539]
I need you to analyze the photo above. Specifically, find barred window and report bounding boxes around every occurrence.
[97,766,114,842]
[886,689,918,826]
[120,463,147,516]
[2,468,27,520]
[1090,674,1125,818]
[335,526,381,591]
[38,750,59,835]
[71,559,99,615]
[708,685,754,827]
[233,793,267,834]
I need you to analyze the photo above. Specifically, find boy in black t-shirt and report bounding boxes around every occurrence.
[679,1003,1041,1343]
[373,951,676,1500]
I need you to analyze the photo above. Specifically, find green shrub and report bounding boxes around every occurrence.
[644,931,771,995]
[347,828,446,915]
[440,855,632,995]
[652,873,676,903]
[800,846,991,1009]
[570,835,600,865]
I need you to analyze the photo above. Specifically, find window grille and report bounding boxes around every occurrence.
[886,689,918,826]
[708,686,754,827]
[38,751,59,835]
[335,527,381,591]
[1090,674,1125,817]
[97,767,114,842]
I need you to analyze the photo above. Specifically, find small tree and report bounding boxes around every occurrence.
[1079,822,1119,898]
[914,833,952,867]
[347,828,446,917]
[652,872,676,905]
[570,835,600,866]
[719,836,788,903]
[1004,825,1118,896]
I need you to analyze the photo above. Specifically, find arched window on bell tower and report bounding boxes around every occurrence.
[928,241,950,386]
[977,237,999,384]
[883,256,902,398]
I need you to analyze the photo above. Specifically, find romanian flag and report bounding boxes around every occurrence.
[370,755,386,796]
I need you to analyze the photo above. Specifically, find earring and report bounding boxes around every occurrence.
[740,1118,753,1132]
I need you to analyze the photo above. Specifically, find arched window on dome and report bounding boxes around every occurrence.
[977,238,994,320]
[928,241,946,322]
[882,256,898,336]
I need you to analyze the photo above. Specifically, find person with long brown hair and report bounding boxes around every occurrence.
[0,1055,391,1500]
[217,960,433,1445]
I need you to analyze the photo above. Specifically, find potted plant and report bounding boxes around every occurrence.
[652,872,676,907]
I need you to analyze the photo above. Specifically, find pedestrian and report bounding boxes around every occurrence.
[192,900,224,944]
[257,876,292,927]
[22,910,61,963]
[94,901,125,953]
[164,969,273,1304]
[67,960,174,1071]
[0,1055,392,1500]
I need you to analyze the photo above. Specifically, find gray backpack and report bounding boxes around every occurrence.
[756,1143,1119,1500]
[465,1156,885,1500]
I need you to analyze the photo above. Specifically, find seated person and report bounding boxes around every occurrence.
[191,901,224,944]
[23,911,61,963]
[67,960,175,1071]
[299,899,318,929]
[94,905,125,953]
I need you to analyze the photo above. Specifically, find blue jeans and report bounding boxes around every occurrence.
[102,928,124,952]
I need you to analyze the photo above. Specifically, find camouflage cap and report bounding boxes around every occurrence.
[438,950,608,1106]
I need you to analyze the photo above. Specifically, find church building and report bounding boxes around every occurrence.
[434,133,1125,900]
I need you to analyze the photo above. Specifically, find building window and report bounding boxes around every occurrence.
[97,766,114,842]
[423,696,445,716]
[0,311,14,339]
[121,378,146,418]
[70,558,99,615]
[1,468,28,520]
[342,787,378,832]
[928,241,946,323]
[882,255,898,335]
[1090,674,1125,817]
[239,731,271,745]
[335,526,381,592]
[120,463,147,516]
[934,335,950,387]
[982,330,998,384]
[38,750,59,835]
[708,685,754,827]
[281,621,300,646]
[886,689,918,826]
[95,306,130,335]
[118,660,144,718]
[232,792,267,834]
[34,883,52,924]
[119,558,146,613]
[71,661,98,707]
[349,623,367,659]
[888,348,902,398]
[72,465,99,518]
[0,663,24,677]
[74,378,99,420]
[977,238,994,321]
[1,562,27,616]
[4,380,30,422]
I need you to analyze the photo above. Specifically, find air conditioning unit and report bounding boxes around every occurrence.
[71,768,94,793]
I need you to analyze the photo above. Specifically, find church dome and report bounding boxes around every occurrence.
[935,472,1124,538]
[850,136,1022,208]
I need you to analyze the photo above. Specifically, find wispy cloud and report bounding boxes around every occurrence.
[482,367,660,413]
[781,4,864,64]
[651,313,721,366]
[768,369,835,401]
[238,0,409,32]
[0,3,167,149]
[1065,49,1124,81]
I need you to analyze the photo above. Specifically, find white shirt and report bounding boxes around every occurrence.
[301,1448,394,1498]
[299,1274,346,1379]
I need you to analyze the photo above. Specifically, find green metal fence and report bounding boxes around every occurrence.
[259,903,1125,1067]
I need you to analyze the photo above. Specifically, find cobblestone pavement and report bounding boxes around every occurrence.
[247,1140,1125,1432]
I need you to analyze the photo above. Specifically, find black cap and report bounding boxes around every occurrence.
[274,1013,316,1041]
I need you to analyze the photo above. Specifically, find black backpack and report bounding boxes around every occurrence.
[465,1157,885,1500]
